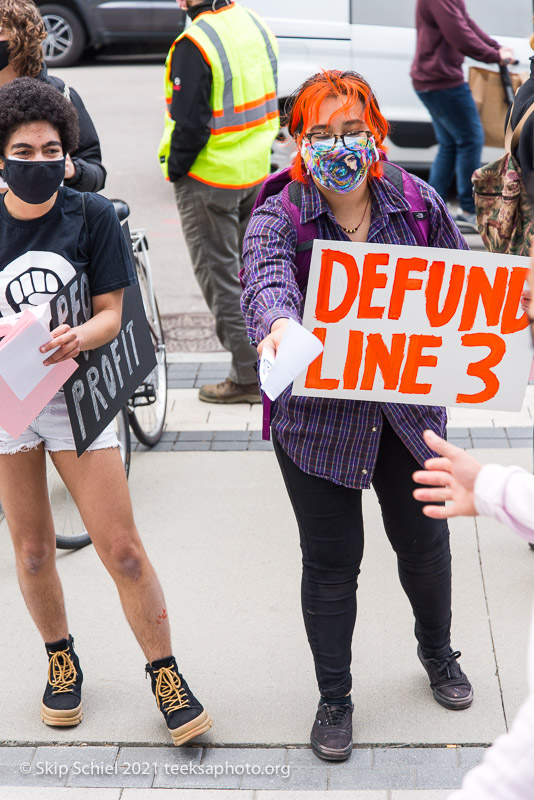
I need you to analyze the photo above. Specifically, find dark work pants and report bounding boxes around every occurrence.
[273,417,452,698]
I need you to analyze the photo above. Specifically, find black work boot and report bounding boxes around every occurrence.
[310,702,353,761]
[41,635,83,726]
[146,656,212,746]
[418,645,473,710]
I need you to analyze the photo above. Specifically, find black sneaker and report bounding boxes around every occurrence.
[310,702,353,761]
[146,656,212,746]
[41,635,83,726]
[417,645,473,710]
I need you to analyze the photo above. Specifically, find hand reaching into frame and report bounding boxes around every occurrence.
[412,429,483,519]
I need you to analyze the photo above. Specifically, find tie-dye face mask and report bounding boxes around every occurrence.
[300,134,380,193]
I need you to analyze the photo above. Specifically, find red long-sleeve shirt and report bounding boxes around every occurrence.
[411,0,501,92]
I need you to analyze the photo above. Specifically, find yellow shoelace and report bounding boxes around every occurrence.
[47,649,77,695]
[154,667,190,714]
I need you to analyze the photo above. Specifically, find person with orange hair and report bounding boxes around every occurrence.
[241,70,472,762]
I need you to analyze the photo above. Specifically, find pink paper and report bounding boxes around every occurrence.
[530,358,534,381]
[0,312,78,438]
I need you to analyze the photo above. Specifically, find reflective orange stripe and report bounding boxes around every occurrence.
[234,91,277,113]
[187,171,268,189]
[183,33,212,68]
[210,109,279,135]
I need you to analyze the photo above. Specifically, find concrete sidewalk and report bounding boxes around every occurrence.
[1,439,533,794]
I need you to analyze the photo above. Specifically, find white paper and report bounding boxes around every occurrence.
[0,318,58,401]
[260,318,324,401]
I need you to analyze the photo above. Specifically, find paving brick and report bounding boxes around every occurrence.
[470,438,510,448]
[118,747,201,767]
[150,441,175,452]
[257,793,386,800]
[213,431,251,441]
[0,790,121,799]
[200,748,287,767]
[248,441,274,451]
[160,431,179,442]
[392,792,450,800]
[167,380,195,389]
[446,428,469,438]
[240,766,325,791]
[62,747,120,788]
[447,438,472,449]
[373,747,458,768]
[211,441,248,451]
[0,747,36,786]
[172,442,211,451]
[457,747,487,769]
[505,427,532,439]
[467,426,504,437]
[177,431,214,441]
[124,792,253,800]
[328,766,415,790]
[152,763,240,789]
[509,438,533,448]
[415,767,465,789]
[286,747,371,769]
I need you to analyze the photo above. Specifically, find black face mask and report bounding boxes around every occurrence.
[1,158,66,204]
[0,41,10,71]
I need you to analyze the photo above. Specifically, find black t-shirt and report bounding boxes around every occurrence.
[0,186,136,318]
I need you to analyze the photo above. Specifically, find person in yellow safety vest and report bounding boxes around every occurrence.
[159,0,279,404]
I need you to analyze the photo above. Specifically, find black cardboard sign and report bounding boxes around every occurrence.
[50,267,156,456]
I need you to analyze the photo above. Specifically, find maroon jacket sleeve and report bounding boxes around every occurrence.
[431,0,501,63]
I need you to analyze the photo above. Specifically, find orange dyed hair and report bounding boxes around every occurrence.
[285,70,389,184]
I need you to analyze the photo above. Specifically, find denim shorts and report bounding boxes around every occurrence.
[0,391,119,454]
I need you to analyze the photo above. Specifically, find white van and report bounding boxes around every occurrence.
[243,0,533,171]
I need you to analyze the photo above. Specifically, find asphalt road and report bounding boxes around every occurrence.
[55,56,204,318]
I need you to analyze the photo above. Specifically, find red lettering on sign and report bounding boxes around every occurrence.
[425,261,465,327]
[343,330,364,390]
[456,333,506,403]
[388,258,428,320]
[304,327,340,390]
[458,266,508,331]
[315,249,359,323]
[357,252,389,319]
[398,335,442,395]
[501,267,530,334]
[360,333,406,390]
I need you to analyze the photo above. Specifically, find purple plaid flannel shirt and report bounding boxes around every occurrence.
[241,174,469,489]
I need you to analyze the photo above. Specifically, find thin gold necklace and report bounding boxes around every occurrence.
[339,194,371,234]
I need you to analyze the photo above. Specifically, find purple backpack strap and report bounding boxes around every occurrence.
[382,162,429,247]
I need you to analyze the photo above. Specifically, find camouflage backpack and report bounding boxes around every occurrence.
[473,103,534,256]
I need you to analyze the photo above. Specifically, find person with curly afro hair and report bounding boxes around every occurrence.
[0,76,213,748]
[0,0,106,191]
[0,76,79,157]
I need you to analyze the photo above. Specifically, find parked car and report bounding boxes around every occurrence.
[36,0,185,67]
[244,0,533,171]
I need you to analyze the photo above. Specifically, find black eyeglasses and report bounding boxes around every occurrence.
[304,131,373,152]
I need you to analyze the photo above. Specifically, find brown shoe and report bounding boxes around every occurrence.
[198,377,261,404]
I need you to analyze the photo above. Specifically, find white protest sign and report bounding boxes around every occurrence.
[292,241,532,410]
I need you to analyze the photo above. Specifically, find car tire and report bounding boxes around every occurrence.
[40,4,87,67]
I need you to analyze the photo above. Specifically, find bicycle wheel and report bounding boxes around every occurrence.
[128,242,168,446]
[54,407,131,550]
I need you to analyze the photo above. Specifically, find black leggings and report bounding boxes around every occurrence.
[273,417,452,698]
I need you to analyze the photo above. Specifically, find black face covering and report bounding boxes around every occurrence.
[1,158,66,204]
[0,41,10,71]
